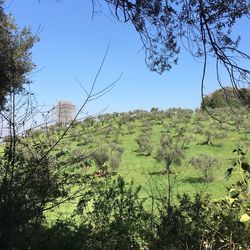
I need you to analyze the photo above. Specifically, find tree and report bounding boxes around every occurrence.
[201,87,250,110]
[156,134,185,174]
[0,90,75,248]
[0,2,37,109]
[53,100,76,126]
[0,73,116,249]
[0,10,117,244]
[190,154,219,182]
[136,133,152,156]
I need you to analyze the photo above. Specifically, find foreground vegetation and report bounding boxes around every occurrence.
[1,106,250,249]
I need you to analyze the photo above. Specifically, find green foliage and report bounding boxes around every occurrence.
[156,133,185,172]
[104,126,112,139]
[0,5,37,109]
[203,130,213,145]
[2,0,250,246]
[136,133,152,156]
[224,148,250,232]
[225,148,250,201]
[153,194,250,249]
[2,104,250,248]
[191,154,219,182]
[127,122,135,134]
[156,146,184,167]
[74,176,152,249]
[160,134,173,148]
[240,213,250,229]
[109,153,122,170]
[29,175,250,250]
[109,142,123,170]
[0,144,78,249]
[202,87,250,109]
[90,148,109,169]
[89,143,124,172]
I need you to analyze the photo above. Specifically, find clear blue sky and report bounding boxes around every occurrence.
[5,0,250,114]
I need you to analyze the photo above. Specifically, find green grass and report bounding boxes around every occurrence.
[24,109,250,219]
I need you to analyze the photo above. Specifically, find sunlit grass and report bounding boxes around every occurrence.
[35,111,249,219]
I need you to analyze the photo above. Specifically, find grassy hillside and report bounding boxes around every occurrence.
[32,107,250,219]
[2,107,250,249]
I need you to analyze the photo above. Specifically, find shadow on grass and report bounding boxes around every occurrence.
[134,150,152,157]
[108,171,118,176]
[182,177,205,184]
[197,142,223,148]
[148,170,166,176]
[148,170,173,176]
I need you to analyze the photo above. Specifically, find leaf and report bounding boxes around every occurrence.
[240,214,250,229]
[241,161,250,173]
[224,167,234,180]
[240,214,250,223]
[227,197,236,204]
[229,188,239,198]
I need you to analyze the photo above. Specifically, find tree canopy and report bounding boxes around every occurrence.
[201,87,250,109]
[99,1,250,68]
[0,2,37,110]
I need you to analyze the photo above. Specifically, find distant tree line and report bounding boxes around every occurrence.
[201,87,250,109]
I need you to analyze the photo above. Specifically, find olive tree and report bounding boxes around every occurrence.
[190,154,219,182]
[136,133,152,156]
[156,134,185,174]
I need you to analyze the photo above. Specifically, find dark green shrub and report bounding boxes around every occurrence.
[152,194,250,249]
[90,149,109,169]
[75,176,152,249]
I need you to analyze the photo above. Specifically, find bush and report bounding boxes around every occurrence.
[156,146,184,167]
[190,154,219,182]
[127,122,135,134]
[90,149,109,169]
[153,194,250,249]
[0,145,71,249]
[35,184,250,250]
[109,153,122,170]
[136,134,152,156]
[75,176,152,249]
[160,134,173,148]
[156,134,185,172]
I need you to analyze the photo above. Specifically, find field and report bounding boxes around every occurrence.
[37,107,250,219]
[2,107,250,248]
